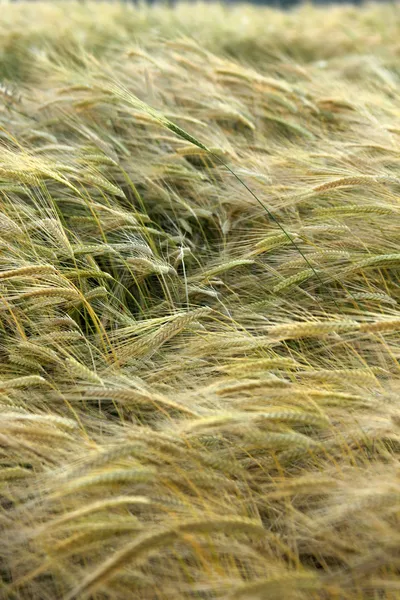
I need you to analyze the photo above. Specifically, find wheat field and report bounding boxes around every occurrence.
[1,1,400,598]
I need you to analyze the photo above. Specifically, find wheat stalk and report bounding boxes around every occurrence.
[66,517,265,599]
[267,320,360,340]
[0,265,56,280]
[313,175,400,193]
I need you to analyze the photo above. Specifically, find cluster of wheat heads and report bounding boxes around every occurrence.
[1,1,400,599]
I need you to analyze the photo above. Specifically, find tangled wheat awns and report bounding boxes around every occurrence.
[1,1,400,599]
